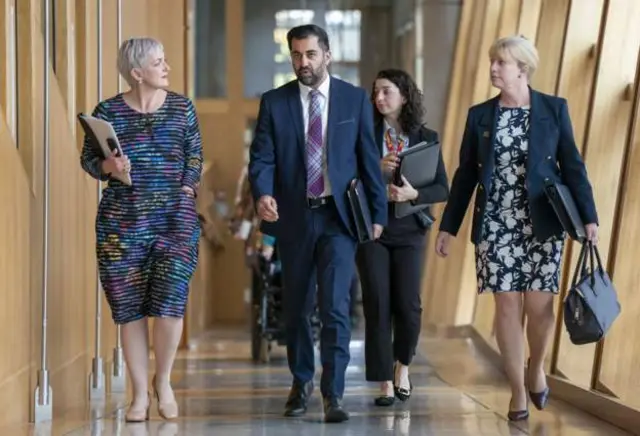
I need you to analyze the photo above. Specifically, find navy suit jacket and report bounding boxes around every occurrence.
[440,88,598,244]
[249,77,388,241]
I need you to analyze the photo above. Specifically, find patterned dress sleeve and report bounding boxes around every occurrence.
[182,98,203,191]
[80,102,111,181]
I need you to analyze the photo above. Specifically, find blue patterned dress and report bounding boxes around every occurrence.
[80,91,203,324]
[475,106,564,294]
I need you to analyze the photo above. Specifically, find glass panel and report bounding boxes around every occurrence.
[325,10,361,62]
[244,4,314,98]
[195,0,226,98]
[243,5,362,96]
[330,64,359,86]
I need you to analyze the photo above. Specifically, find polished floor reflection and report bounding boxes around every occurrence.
[11,328,632,435]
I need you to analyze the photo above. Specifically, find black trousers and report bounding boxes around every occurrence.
[355,226,426,382]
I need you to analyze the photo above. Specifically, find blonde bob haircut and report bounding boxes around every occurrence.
[488,35,539,80]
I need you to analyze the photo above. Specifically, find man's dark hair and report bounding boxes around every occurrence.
[286,24,330,52]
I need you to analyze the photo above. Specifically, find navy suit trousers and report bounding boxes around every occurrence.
[277,202,356,399]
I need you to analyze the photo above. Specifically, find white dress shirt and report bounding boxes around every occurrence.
[299,75,332,197]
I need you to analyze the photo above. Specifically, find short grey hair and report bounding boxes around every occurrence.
[117,37,164,85]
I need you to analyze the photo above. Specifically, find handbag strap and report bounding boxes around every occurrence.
[588,241,596,288]
[571,242,589,288]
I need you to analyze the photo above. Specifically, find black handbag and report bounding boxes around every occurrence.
[563,242,621,345]
[544,182,587,242]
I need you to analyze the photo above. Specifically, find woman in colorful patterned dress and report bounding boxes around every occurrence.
[435,36,598,421]
[80,37,203,422]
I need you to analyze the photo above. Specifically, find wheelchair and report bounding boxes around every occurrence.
[250,249,321,363]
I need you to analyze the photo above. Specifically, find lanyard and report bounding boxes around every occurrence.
[384,128,406,154]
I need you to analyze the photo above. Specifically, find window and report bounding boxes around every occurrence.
[274,10,314,63]
[194,0,227,98]
[270,9,362,89]
[325,10,361,62]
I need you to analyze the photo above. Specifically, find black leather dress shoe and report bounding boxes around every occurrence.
[323,397,350,423]
[284,380,314,417]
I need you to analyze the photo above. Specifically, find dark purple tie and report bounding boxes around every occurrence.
[306,90,324,198]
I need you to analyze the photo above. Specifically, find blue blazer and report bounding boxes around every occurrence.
[440,89,598,244]
[249,77,388,240]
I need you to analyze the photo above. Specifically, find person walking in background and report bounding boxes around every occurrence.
[80,37,203,422]
[249,24,387,422]
[435,35,598,421]
[356,68,448,406]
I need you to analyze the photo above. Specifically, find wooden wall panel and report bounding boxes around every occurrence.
[421,0,483,327]
[531,0,570,94]
[516,0,541,39]
[596,47,640,408]
[0,111,31,424]
[547,0,604,378]
[554,0,640,390]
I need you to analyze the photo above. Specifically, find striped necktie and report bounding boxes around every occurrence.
[306,89,324,198]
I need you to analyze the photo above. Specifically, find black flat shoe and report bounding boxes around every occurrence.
[394,377,412,402]
[374,395,395,406]
[529,387,550,410]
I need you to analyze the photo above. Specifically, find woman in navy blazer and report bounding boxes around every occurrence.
[357,69,448,406]
[435,36,598,421]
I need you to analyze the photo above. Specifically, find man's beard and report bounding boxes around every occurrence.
[296,65,324,87]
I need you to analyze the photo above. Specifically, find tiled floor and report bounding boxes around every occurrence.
[9,328,632,435]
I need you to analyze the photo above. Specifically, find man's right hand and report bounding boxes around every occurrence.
[257,195,279,222]
[101,149,130,175]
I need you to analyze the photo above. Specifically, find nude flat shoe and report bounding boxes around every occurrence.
[125,393,150,422]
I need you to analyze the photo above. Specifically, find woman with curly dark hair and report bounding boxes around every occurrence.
[356,68,449,406]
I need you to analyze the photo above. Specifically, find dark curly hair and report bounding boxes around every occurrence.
[371,69,425,134]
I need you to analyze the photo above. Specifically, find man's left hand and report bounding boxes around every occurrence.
[388,175,418,203]
[373,224,383,240]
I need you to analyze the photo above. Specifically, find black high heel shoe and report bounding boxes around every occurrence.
[527,358,550,410]
[507,409,529,421]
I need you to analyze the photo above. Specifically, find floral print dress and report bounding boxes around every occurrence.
[475,106,564,294]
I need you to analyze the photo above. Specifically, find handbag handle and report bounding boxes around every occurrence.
[570,242,590,288]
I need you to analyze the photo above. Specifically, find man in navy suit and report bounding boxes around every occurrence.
[249,24,387,422]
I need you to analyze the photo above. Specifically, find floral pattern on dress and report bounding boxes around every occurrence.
[475,106,564,294]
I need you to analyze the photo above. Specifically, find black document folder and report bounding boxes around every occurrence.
[544,182,586,242]
[347,178,374,244]
[393,140,441,218]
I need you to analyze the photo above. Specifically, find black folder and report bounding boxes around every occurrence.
[347,178,374,244]
[544,182,586,242]
[393,140,441,218]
